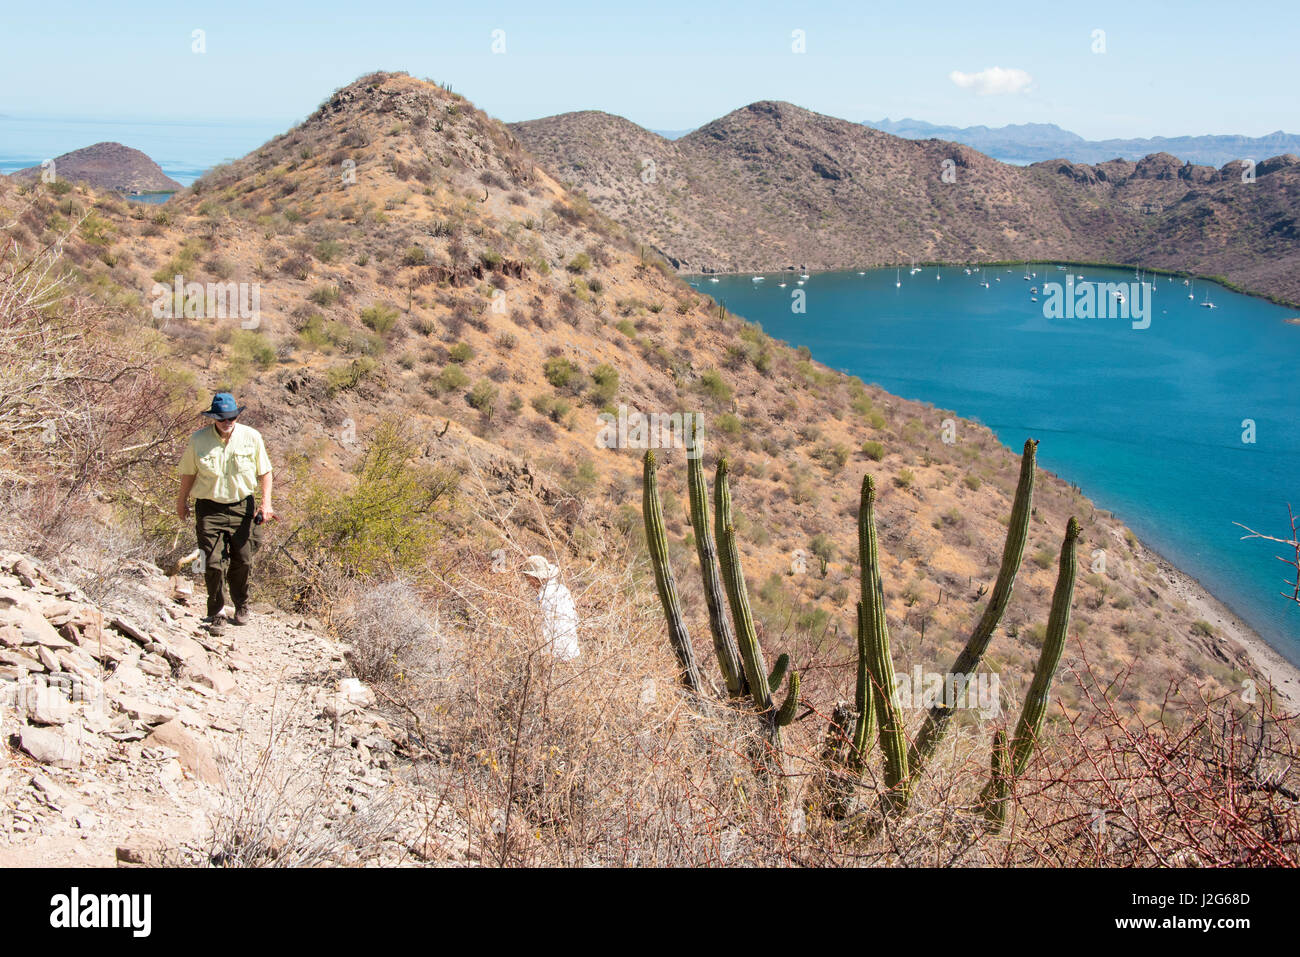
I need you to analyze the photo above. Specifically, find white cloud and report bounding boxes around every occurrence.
[949,67,1033,96]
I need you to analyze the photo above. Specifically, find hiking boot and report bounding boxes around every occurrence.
[232,606,251,626]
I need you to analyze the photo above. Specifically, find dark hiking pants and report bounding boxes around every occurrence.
[195,496,258,617]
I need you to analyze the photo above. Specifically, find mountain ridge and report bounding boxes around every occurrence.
[512,100,1300,306]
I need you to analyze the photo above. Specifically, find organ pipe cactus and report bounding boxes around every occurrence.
[909,438,1038,776]
[715,459,800,738]
[858,475,911,807]
[686,439,747,697]
[981,516,1080,831]
[642,450,703,692]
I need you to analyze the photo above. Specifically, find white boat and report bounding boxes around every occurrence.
[1030,286,1038,294]
[799,273,810,279]
[777,282,787,287]
[1113,289,1126,303]
[964,267,971,275]
[935,269,941,280]
[796,280,805,285]
[910,261,922,275]
[980,277,990,288]
[895,268,901,288]
[1188,280,1194,300]
[709,277,719,283]
[751,276,764,282]
[857,271,866,275]
[1200,289,1216,309]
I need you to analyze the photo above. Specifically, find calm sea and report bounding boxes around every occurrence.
[691,266,1300,664]
[0,115,292,188]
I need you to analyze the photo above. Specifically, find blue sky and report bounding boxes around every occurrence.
[2,0,1297,138]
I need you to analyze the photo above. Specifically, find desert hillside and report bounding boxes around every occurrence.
[3,72,1295,866]
[512,102,1300,306]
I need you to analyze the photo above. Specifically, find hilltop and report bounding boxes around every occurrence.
[2,72,1296,865]
[10,142,181,195]
[511,102,1300,306]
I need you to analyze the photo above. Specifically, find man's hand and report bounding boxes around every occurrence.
[258,505,277,523]
[177,500,190,520]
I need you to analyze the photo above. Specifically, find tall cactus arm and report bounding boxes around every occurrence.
[910,438,1038,774]
[849,600,877,771]
[687,438,747,697]
[774,670,801,727]
[859,475,910,804]
[642,450,703,692]
[1009,516,1079,776]
[715,459,777,717]
[768,653,790,693]
[979,517,1080,826]
[983,728,1011,830]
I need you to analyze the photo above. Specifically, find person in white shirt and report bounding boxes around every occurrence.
[521,555,580,661]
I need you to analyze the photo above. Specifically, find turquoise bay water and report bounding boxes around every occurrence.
[690,266,1300,664]
[0,115,291,187]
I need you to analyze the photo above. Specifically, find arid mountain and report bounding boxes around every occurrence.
[512,102,1300,306]
[10,141,181,195]
[3,73,1293,864]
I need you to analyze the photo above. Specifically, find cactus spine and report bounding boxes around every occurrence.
[858,476,910,807]
[642,450,703,692]
[909,438,1038,775]
[981,516,1080,831]
[686,439,746,697]
[715,459,800,737]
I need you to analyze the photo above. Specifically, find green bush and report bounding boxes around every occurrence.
[567,252,591,273]
[309,285,340,307]
[230,330,276,369]
[467,379,499,413]
[293,419,457,580]
[403,245,428,266]
[314,240,344,263]
[326,356,377,396]
[436,364,469,391]
[589,363,619,404]
[361,303,400,335]
[696,368,732,404]
[448,342,475,363]
[543,356,580,389]
[862,440,885,461]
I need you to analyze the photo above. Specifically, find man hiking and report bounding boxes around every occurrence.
[176,392,274,628]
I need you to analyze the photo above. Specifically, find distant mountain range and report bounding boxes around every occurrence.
[512,101,1300,306]
[864,118,1300,168]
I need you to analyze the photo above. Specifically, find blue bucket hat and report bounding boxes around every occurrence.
[200,392,244,421]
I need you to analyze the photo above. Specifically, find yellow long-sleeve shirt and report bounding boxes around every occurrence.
[178,423,272,504]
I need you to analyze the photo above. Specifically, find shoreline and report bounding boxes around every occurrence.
[1137,538,1300,714]
[684,262,1300,311]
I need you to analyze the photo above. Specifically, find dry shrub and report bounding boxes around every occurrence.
[0,198,192,546]
[339,579,440,684]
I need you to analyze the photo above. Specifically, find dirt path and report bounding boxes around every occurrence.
[0,551,470,866]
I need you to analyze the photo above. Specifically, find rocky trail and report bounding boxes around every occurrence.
[0,550,471,867]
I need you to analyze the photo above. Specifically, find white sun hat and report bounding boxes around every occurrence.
[521,555,559,581]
